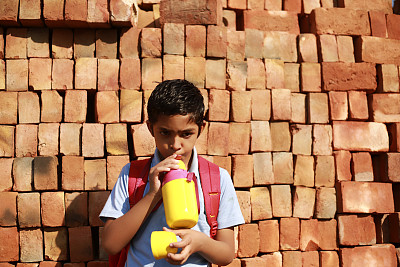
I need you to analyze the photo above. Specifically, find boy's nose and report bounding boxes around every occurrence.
[170,137,182,151]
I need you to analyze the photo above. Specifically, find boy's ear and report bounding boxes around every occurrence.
[146,120,154,137]
[199,121,206,136]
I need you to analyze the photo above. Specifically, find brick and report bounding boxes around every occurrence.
[245,29,264,59]
[106,156,129,189]
[301,63,321,92]
[222,9,236,29]
[64,90,87,123]
[319,251,339,267]
[271,90,291,121]
[328,91,348,121]
[241,257,266,266]
[253,153,274,185]
[270,122,291,152]
[313,124,332,156]
[0,60,5,89]
[247,59,265,90]
[0,192,17,226]
[265,59,285,90]
[351,152,373,181]
[338,214,376,246]
[227,30,245,61]
[41,91,62,122]
[110,0,136,26]
[38,123,60,156]
[16,124,38,157]
[75,58,97,90]
[231,91,251,122]
[250,187,272,220]
[280,217,299,250]
[355,36,400,65]
[251,121,272,153]
[251,90,270,121]
[237,224,260,257]
[97,59,119,91]
[6,59,29,91]
[333,121,389,152]
[387,14,400,40]
[232,155,253,188]
[259,220,279,253]
[291,93,306,123]
[64,0,88,27]
[18,193,41,227]
[29,58,52,90]
[105,124,128,156]
[119,27,140,58]
[82,124,104,158]
[41,192,65,227]
[227,61,247,91]
[298,34,318,63]
[120,58,141,90]
[340,244,397,267]
[310,8,370,35]
[264,0,281,9]
[0,227,19,261]
[0,126,15,157]
[73,29,95,58]
[275,34,296,62]
[131,123,156,157]
[388,123,400,152]
[263,31,281,60]
[43,0,64,27]
[141,28,162,58]
[60,123,81,156]
[271,185,292,217]
[377,64,399,93]
[318,35,338,62]
[141,58,162,90]
[228,0,246,9]
[33,156,58,191]
[163,23,184,55]
[291,124,312,155]
[236,191,251,223]
[84,159,106,192]
[336,35,355,63]
[293,186,315,218]
[206,59,226,90]
[388,213,400,243]
[334,150,352,181]
[293,156,314,187]
[51,29,73,59]
[65,192,88,226]
[300,219,337,251]
[6,28,27,59]
[69,226,93,262]
[272,152,293,184]
[184,57,206,89]
[119,90,142,123]
[369,11,387,38]
[62,156,84,191]
[243,10,300,34]
[261,252,282,266]
[44,228,68,261]
[27,28,50,58]
[370,93,400,122]
[314,155,335,187]
[137,7,156,29]
[282,251,301,267]
[0,159,12,192]
[51,59,73,90]
[0,0,19,26]
[89,191,109,226]
[96,30,118,59]
[13,157,33,192]
[308,93,329,123]
[0,92,17,124]
[315,187,336,219]
[95,91,119,123]
[283,0,301,13]
[301,251,319,267]
[378,153,400,182]
[338,0,392,13]
[163,55,184,80]
[185,25,206,57]
[208,89,230,122]
[228,123,250,155]
[159,0,221,25]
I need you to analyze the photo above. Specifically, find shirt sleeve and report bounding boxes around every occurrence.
[99,163,131,223]
[217,168,245,229]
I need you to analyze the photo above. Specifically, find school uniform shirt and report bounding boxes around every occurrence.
[100,148,245,267]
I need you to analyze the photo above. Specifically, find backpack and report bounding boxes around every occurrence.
[109,156,221,267]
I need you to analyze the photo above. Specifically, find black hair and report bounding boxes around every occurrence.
[147,79,205,130]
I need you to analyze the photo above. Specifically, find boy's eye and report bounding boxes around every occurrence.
[160,130,170,136]
[181,132,194,138]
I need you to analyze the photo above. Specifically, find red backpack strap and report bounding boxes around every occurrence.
[198,156,221,239]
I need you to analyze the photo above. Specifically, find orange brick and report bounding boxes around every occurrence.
[251,121,272,152]
[85,159,107,191]
[95,91,119,123]
[41,192,65,227]
[293,155,314,187]
[301,63,321,92]
[253,152,274,185]
[44,228,68,261]
[236,191,251,223]
[232,155,253,188]
[263,31,281,60]
[65,192,88,227]
[318,35,339,62]
[313,124,332,156]
[106,156,130,189]
[300,219,337,251]
[328,91,348,121]
[337,35,355,63]
[0,0,19,26]
[308,93,329,123]
[51,59,73,90]
[0,126,15,157]
[271,122,291,152]
[137,7,155,29]
[41,91,63,122]
[18,92,40,124]
[163,55,184,80]
[184,57,206,89]
[69,226,93,262]
[62,156,84,190]
[60,123,81,156]
[284,63,299,92]
[338,214,376,246]
[185,25,206,57]
[0,227,19,261]
[319,251,339,267]
[0,59,5,89]
[291,124,312,155]
[271,185,292,217]
[302,251,319,267]
[228,123,250,155]
[120,58,141,90]
[291,93,306,123]
[377,64,399,93]
[207,122,229,156]
[334,150,351,181]
[18,0,41,26]
[64,90,87,123]
[75,58,97,90]
[98,59,119,91]
[18,193,41,227]
[271,89,291,121]
[206,59,226,89]
[0,192,17,226]
[351,152,373,181]
[131,123,156,157]
[298,34,318,63]
[16,124,38,157]
[251,90,270,121]
[13,157,33,192]
[244,10,300,33]
[211,156,231,176]
[6,28,27,59]
[341,244,397,267]
[6,59,29,91]
[265,59,285,89]
[293,186,315,218]
[227,30,245,61]
[163,23,185,55]
[63,263,85,267]
[370,94,400,123]
[250,187,272,220]
[96,29,117,59]
[237,224,260,257]
[33,156,58,190]
[244,29,264,59]
[259,220,279,253]
[82,123,104,158]
[0,92,17,124]
[282,251,301,267]
[29,58,52,90]
[228,0,246,9]
[89,191,109,226]
[388,123,400,152]
[227,61,247,91]
[39,262,63,267]
[247,58,265,90]
[43,0,64,27]
[208,89,230,122]
[119,90,142,123]
[280,217,300,250]
[141,58,162,90]
[272,152,293,184]
[64,0,88,27]
[105,124,129,156]
[207,26,227,58]
[141,28,162,58]
[241,257,266,266]
[231,91,251,121]
[119,27,140,58]
[315,155,335,187]
[73,29,95,58]
[38,123,59,156]
[261,252,283,266]
[27,28,50,58]
[110,0,136,26]
[387,14,400,41]
[348,91,368,120]
[369,11,387,38]
[51,29,73,59]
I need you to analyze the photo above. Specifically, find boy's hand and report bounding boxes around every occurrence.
[163,227,207,265]
[148,154,180,200]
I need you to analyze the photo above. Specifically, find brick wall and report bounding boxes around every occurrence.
[0,0,400,266]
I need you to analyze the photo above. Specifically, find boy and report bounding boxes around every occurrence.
[100,79,244,266]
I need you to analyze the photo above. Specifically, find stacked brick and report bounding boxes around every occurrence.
[0,0,400,266]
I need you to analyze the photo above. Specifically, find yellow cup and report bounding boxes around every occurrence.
[151,231,178,260]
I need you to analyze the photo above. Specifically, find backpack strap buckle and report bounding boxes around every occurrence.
[210,220,218,237]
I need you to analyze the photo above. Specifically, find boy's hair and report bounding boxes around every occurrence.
[147,79,205,129]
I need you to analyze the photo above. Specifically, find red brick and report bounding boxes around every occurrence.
[159,0,221,25]
[241,257,266,266]
[243,10,300,34]
[333,121,389,152]
[27,28,50,58]
[51,29,73,59]
[301,63,321,92]
[369,11,387,38]
[300,219,337,251]
[379,153,400,182]
[82,123,104,158]
[109,0,137,26]
[231,91,251,122]
[232,155,253,188]
[310,8,370,35]
[291,124,312,156]
[228,123,250,155]
[338,214,376,246]
[272,152,293,184]
[119,58,141,90]
[87,0,109,26]
[283,0,301,12]
[250,187,272,220]
[0,227,19,261]
[69,226,93,262]
[60,123,81,156]
[96,30,118,59]
[253,153,274,185]
[351,152,373,181]
[251,90,270,121]
[293,186,315,219]
[338,181,394,213]
[75,58,97,89]
[314,155,334,187]
[270,122,291,152]
[63,263,85,267]
[271,89,291,121]
[370,93,400,122]
[89,191,109,226]
[131,123,156,157]
[377,64,399,93]
[38,123,60,156]
[0,192,17,226]
[29,58,52,90]
[355,36,400,65]
[41,91,62,123]
[33,156,58,190]
[16,124,38,157]
[207,26,227,58]
[237,224,260,257]
[247,58,265,89]
[97,59,119,91]
[137,7,156,29]
[298,34,318,63]
[222,9,236,28]
[388,123,400,152]
[266,60,285,90]
[64,0,88,27]
[328,91,347,121]
[95,91,119,123]
[84,160,106,191]
[387,14,400,40]
[308,93,329,123]
[106,156,129,189]
[64,90,87,123]
[263,0,281,10]
[43,228,68,261]
[0,92,17,124]
[119,90,142,123]
[0,60,5,89]
[334,150,352,181]
[338,0,392,13]
[280,217,300,250]
[293,156,314,187]
[227,30,245,61]
[119,27,140,58]
[184,57,206,89]
[251,121,272,153]
[41,192,65,227]
[207,122,229,156]
[0,126,15,157]
[6,28,27,59]
[336,35,355,63]
[315,187,336,219]
[206,59,226,89]
[291,93,306,123]
[0,0,19,26]
[227,0,246,9]
[141,28,162,58]
[6,59,29,91]
[141,58,162,90]
[340,244,397,267]
[13,157,33,191]
[163,55,184,80]
[51,59,73,90]
[163,23,185,55]
[271,185,292,217]
[65,192,88,226]
[185,25,206,57]
[259,220,279,253]
[227,61,247,91]
[105,124,128,156]
[264,31,282,60]
[313,124,332,156]
[62,156,84,191]
[43,0,65,27]
[318,35,338,62]
[208,89,230,122]
[319,251,339,267]
[18,193,41,227]
[282,251,301,267]
[236,191,251,223]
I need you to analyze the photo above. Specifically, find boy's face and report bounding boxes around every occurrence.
[147,114,204,167]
